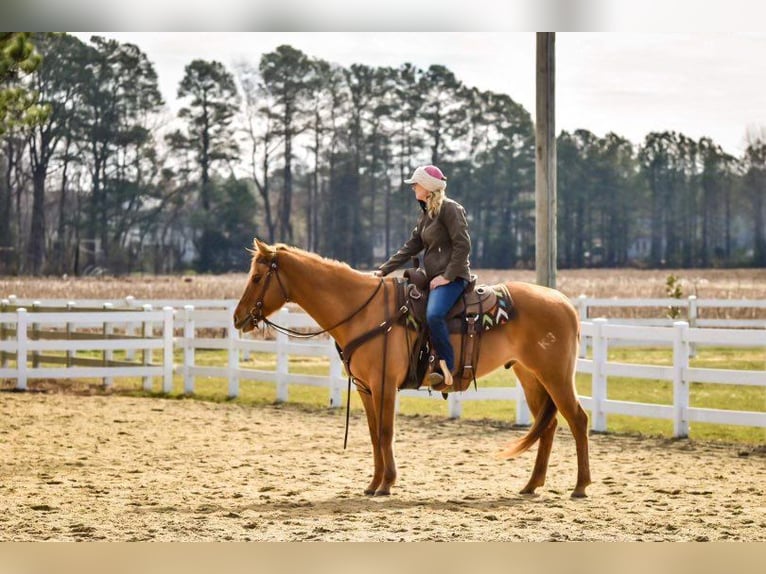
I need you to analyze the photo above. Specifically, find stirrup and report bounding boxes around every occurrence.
[426,371,445,388]
[426,360,453,390]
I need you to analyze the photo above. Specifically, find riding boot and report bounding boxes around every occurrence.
[426,370,444,388]
[439,359,453,387]
[426,359,453,390]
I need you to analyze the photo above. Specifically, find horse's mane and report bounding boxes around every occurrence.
[262,243,365,277]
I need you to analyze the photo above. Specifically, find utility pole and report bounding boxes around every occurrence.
[535,32,557,289]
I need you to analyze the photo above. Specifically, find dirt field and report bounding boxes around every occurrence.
[2,391,763,542]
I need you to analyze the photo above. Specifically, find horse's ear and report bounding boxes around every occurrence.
[254,238,274,256]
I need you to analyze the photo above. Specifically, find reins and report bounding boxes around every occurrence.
[247,252,403,450]
[248,253,385,338]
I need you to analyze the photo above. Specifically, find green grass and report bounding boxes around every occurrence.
[150,347,765,444]
[5,346,764,445]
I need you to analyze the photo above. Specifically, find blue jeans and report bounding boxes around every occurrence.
[426,278,468,372]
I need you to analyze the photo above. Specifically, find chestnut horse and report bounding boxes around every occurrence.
[233,239,591,498]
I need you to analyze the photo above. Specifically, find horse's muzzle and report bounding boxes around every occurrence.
[233,313,251,331]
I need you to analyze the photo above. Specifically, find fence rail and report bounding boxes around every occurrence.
[0,304,174,392]
[1,296,764,437]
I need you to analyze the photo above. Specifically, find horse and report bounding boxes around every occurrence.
[233,239,591,498]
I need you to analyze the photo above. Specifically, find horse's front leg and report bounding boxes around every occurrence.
[358,389,384,495]
[365,380,396,496]
[373,380,396,496]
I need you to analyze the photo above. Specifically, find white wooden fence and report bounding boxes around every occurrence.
[573,294,766,327]
[0,304,174,392]
[578,318,765,436]
[179,305,347,408]
[1,296,764,437]
[573,295,766,356]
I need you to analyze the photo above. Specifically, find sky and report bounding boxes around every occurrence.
[70,32,766,158]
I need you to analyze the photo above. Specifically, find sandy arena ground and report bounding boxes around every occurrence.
[1,392,764,542]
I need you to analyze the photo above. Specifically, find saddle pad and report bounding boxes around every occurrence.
[474,284,513,331]
[401,281,514,333]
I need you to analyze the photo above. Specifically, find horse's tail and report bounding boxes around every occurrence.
[496,395,557,459]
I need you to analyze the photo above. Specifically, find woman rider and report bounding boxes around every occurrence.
[375,164,472,388]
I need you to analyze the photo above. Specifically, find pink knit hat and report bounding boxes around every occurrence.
[404,165,447,192]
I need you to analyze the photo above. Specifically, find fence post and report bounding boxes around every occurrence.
[672,321,690,438]
[227,301,239,398]
[162,307,174,394]
[183,305,195,394]
[687,295,698,358]
[31,301,40,368]
[515,373,531,426]
[275,307,289,403]
[447,390,463,419]
[328,338,343,408]
[66,301,75,368]
[141,304,153,392]
[0,298,7,368]
[103,302,114,388]
[577,295,589,358]
[241,332,251,362]
[16,308,28,391]
[591,318,608,432]
[125,296,136,360]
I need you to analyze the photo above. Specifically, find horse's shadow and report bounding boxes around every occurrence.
[234,492,547,518]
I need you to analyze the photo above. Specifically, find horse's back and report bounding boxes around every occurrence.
[504,281,576,316]
[502,281,580,343]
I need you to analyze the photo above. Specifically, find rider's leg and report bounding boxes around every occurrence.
[426,279,467,384]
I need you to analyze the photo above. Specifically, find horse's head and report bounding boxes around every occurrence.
[233,238,290,332]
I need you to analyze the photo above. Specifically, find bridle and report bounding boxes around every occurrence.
[246,251,386,339]
[246,253,291,328]
[244,249,409,450]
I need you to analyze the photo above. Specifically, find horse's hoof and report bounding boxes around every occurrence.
[374,490,391,497]
[519,489,538,496]
[519,483,540,495]
[570,491,588,499]
[364,489,376,496]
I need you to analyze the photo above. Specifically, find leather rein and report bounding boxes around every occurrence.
[245,252,408,449]
[246,252,385,339]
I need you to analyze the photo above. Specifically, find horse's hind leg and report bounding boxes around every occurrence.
[543,367,591,498]
[513,365,558,495]
[559,400,591,498]
[358,390,384,495]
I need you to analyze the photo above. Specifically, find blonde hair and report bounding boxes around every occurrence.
[426,187,446,218]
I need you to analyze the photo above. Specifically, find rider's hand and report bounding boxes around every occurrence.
[429,275,450,290]
[371,270,383,277]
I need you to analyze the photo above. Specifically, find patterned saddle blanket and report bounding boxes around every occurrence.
[401,268,514,334]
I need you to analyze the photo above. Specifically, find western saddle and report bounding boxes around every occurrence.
[397,266,514,394]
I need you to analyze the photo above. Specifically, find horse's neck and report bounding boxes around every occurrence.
[281,252,383,343]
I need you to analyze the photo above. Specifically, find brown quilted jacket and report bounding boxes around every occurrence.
[378,198,472,282]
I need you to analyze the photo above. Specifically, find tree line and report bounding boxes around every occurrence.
[1,32,764,276]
